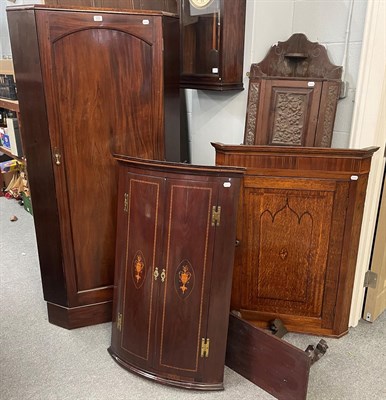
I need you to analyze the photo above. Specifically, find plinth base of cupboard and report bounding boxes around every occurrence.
[47,301,112,330]
[107,348,224,391]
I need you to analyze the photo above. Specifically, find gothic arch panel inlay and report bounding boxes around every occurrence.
[258,200,313,303]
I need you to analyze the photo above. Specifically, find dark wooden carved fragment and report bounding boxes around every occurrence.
[226,313,311,400]
[250,33,342,79]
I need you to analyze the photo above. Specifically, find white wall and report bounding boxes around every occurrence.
[348,0,386,326]
[188,0,368,165]
[1,1,44,59]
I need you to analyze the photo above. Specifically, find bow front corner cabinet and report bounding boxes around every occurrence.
[7,5,183,329]
[108,156,244,390]
[212,142,378,337]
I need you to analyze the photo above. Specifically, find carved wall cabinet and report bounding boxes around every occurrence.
[244,34,342,147]
[109,156,243,390]
[7,5,181,328]
[213,143,378,337]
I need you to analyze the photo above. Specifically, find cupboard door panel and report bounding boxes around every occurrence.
[50,28,153,293]
[241,184,334,318]
[256,80,322,146]
[157,179,217,374]
[118,173,165,367]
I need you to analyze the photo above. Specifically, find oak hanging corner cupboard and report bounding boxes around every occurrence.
[212,142,378,337]
[7,4,182,329]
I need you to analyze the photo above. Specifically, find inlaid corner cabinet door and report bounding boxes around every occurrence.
[7,5,181,329]
[109,156,243,390]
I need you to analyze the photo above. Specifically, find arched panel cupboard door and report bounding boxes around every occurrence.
[7,5,182,329]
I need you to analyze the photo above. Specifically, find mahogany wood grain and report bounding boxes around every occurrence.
[226,313,310,400]
[109,156,243,389]
[47,300,113,329]
[7,5,181,328]
[212,143,378,336]
[7,9,67,305]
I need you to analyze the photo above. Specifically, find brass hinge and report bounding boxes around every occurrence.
[117,313,123,331]
[201,338,210,358]
[124,193,129,213]
[364,270,377,288]
[211,206,221,226]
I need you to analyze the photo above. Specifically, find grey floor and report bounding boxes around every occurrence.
[0,196,385,400]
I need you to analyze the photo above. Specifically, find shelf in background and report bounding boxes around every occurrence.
[0,145,24,163]
[0,98,19,113]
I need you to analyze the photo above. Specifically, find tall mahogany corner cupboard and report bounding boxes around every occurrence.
[212,142,378,337]
[7,5,183,329]
[108,156,243,390]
